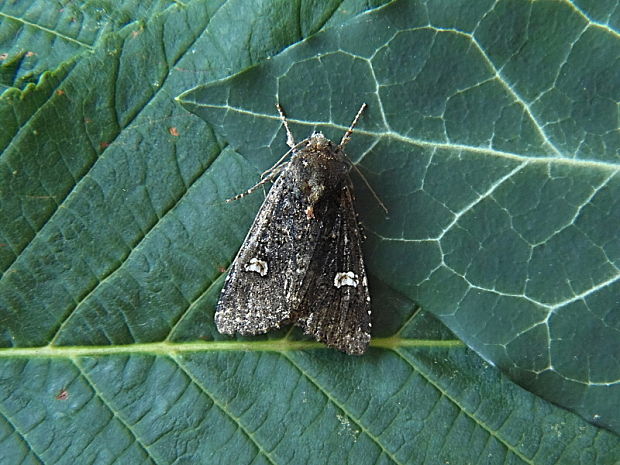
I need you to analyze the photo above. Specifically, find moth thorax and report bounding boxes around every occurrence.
[302,157,348,204]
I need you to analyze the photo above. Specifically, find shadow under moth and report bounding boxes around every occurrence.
[215,104,372,355]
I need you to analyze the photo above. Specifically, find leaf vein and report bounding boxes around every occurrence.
[165,273,226,342]
[0,8,221,296]
[191,104,620,171]
[73,358,159,464]
[0,12,95,50]
[47,143,226,345]
[564,1,620,38]
[281,352,404,465]
[0,406,45,465]
[172,355,279,465]
[394,348,536,465]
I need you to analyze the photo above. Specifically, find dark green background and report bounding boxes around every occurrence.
[1,1,618,463]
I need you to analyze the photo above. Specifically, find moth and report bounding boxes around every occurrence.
[215,104,372,355]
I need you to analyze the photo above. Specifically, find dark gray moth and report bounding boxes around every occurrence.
[215,104,371,355]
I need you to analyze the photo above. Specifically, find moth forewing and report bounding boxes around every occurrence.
[214,164,321,335]
[215,105,371,355]
[295,180,371,355]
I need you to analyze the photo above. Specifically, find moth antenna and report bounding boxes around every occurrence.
[351,163,389,215]
[227,114,309,203]
[339,103,367,148]
[276,103,296,149]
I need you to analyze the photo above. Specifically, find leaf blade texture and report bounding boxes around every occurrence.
[179,0,620,435]
[0,0,619,463]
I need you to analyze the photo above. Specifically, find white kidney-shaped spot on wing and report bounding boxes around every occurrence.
[334,271,359,288]
[245,257,268,276]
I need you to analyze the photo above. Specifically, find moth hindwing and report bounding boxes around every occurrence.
[215,104,371,355]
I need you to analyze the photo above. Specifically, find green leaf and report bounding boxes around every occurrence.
[0,0,618,464]
[179,0,620,436]
[2,314,620,465]
[0,0,191,90]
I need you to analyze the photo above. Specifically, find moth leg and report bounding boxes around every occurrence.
[276,103,296,149]
[226,163,289,202]
[349,163,388,215]
[260,143,298,180]
[227,102,304,202]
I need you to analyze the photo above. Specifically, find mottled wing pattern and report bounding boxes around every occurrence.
[215,163,326,335]
[295,180,371,355]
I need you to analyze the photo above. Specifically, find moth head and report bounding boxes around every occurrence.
[306,132,332,150]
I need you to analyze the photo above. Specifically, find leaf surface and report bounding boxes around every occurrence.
[0,0,199,90]
[179,0,620,435]
[0,0,619,463]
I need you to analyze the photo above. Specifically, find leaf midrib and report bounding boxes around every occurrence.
[0,338,464,358]
[180,103,620,172]
[0,11,95,50]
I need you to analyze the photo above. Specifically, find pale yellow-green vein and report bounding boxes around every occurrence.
[0,337,464,358]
